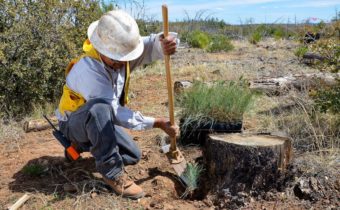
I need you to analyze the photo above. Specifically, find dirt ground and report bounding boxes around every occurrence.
[0,39,339,209]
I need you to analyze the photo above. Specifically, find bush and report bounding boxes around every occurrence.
[313,81,340,113]
[0,0,102,118]
[186,30,211,49]
[249,31,262,44]
[310,38,339,73]
[295,46,309,58]
[273,27,285,40]
[207,34,234,52]
[178,79,253,129]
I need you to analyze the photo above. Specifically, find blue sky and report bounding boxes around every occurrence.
[110,0,340,24]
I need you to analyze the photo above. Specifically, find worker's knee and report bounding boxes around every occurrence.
[87,99,114,122]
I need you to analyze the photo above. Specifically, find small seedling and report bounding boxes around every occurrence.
[22,164,46,176]
[181,162,204,198]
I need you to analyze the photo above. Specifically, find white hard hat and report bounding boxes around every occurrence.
[87,10,144,61]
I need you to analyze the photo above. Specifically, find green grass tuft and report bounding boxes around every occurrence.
[187,30,211,49]
[294,46,308,58]
[207,34,234,52]
[249,31,262,44]
[178,79,254,131]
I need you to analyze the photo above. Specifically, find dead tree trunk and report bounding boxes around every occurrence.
[204,133,292,193]
[174,73,340,96]
[23,117,58,133]
[249,73,339,95]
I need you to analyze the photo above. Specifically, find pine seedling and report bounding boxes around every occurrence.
[181,162,204,198]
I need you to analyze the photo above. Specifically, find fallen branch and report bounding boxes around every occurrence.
[8,193,31,210]
[249,73,339,95]
[174,73,340,96]
[23,116,58,133]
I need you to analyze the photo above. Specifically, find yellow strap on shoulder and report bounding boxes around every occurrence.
[65,39,101,77]
[124,61,130,104]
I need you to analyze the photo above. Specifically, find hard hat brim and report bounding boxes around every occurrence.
[87,20,144,62]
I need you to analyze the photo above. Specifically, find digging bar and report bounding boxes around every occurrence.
[161,4,188,185]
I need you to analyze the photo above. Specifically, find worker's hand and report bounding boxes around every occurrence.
[160,34,177,55]
[154,118,180,138]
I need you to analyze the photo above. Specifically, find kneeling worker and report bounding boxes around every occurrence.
[56,9,179,199]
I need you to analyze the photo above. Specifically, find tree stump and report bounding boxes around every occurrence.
[204,133,292,193]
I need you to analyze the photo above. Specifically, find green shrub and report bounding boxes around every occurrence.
[0,0,102,118]
[273,27,285,40]
[179,79,254,129]
[313,81,340,113]
[249,31,262,44]
[207,34,234,52]
[187,30,211,49]
[310,38,339,73]
[295,46,309,58]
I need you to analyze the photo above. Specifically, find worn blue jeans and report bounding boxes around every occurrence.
[59,99,141,180]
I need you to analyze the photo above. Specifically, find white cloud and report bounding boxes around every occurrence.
[286,0,339,8]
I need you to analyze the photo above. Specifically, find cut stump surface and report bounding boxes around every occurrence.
[204,133,292,193]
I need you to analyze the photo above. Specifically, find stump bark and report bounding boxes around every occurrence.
[204,133,292,193]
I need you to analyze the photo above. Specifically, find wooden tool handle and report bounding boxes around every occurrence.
[162,5,176,151]
[162,5,169,37]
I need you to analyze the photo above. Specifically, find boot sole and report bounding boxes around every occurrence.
[114,191,145,200]
[123,191,145,200]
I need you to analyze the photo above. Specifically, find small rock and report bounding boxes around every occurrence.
[237,192,248,198]
[91,192,97,198]
[142,150,150,160]
[139,169,146,176]
[133,136,141,141]
[202,199,212,207]
[128,92,136,99]
[258,57,264,62]
[212,70,221,75]
[150,201,156,207]
[92,172,102,179]
[309,177,318,191]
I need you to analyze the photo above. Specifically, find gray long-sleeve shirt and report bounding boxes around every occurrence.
[56,33,178,130]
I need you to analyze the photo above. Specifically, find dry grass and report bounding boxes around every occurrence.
[0,119,23,144]
[25,102,56,121]
[0,102,55,145]
[245,90,340,174]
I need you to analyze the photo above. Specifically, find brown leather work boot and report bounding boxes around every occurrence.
[103,174,145,200]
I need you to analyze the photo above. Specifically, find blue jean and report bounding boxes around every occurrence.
[59,99,141,180]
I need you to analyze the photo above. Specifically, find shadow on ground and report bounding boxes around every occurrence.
[8,155,185,199]
[8,156,103,197]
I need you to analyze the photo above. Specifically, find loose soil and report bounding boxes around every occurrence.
[0,39,339,209]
